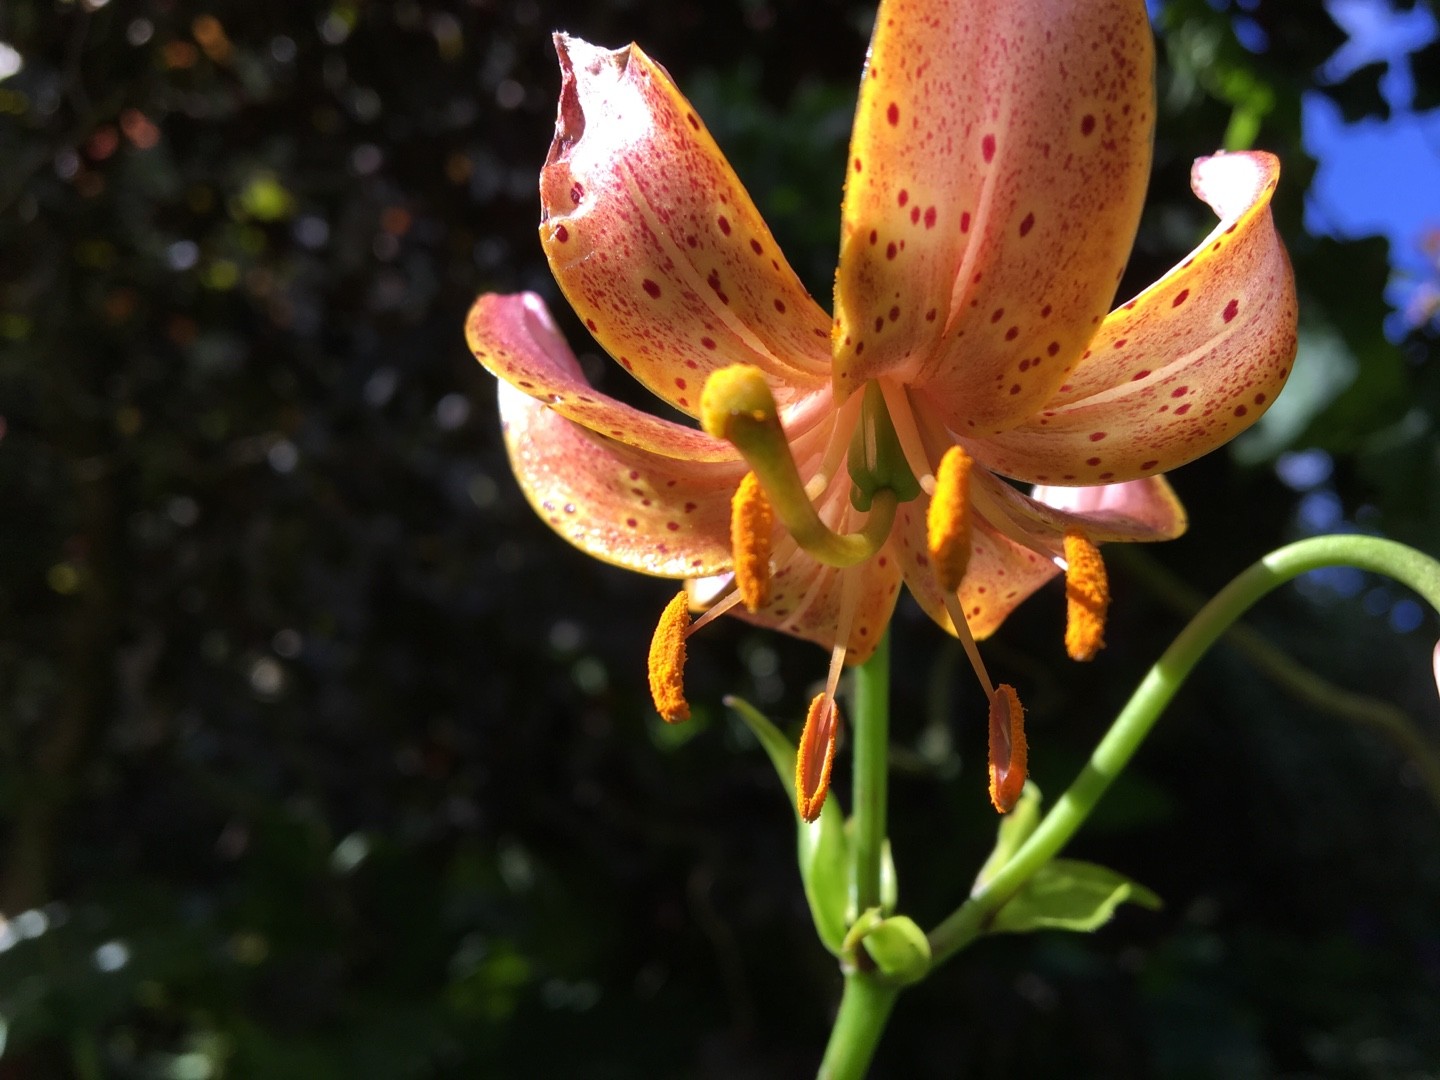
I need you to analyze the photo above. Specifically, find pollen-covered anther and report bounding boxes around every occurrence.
[647,590,692,723]
[1063,529,1110,662]
[926,445,974,592]
[987,683,1028,813]
[796,693,841,822]
[731,472,773,611]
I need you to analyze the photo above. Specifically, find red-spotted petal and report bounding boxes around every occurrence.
[540,35,831,417]
[968,151,1298,486]
[699,523,904,664]
[468,291,740,462]
[835,0,1154,431]
[499,380,743,578]
[892,501,1059,643]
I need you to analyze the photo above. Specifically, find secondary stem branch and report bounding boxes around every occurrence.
[929,536,1440,963]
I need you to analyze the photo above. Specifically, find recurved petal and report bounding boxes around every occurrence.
[892,501,1059,643]
[1008,474,1189,542]
[468,291,738,462]
[967,151,1298,486]
[499,379,744,578]
[836,0,1154,430]
[540,35,831,417]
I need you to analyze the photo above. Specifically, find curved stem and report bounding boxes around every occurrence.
[851,629,891,916]
[1118,546,1440,811]
[929,535,1440,964]
[817,973,900,1080]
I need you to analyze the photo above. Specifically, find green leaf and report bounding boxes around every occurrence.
[726,696,850,954]
[847,910,931,986]
[972,780,1043,891]
[989,859,1162,935]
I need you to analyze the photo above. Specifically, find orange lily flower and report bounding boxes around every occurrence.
[467,0,1298,817]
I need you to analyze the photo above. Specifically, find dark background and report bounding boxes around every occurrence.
[2,0,1439,1076]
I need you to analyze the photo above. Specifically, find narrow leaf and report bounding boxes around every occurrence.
[989,858,1161,934]
[727,696,850,953]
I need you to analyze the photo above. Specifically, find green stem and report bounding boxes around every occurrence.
[1118,547,1440,811]
[817,972,900,1080]
[814,631,895,1078]
[851,629,891,913]
[929,535,1440,964]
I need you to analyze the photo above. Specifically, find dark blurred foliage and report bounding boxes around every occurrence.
[1,0,1438,1076]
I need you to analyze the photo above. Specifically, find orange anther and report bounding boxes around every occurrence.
[987,684,1028,813]
[647,590,692,723]
[927,445,974,592]
[796,693,840,822]
[1063,529,1109,661]
[731,472,773,612]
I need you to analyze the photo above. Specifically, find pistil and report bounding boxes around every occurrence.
[701,365,900,569]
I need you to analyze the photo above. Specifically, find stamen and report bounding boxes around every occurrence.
[902,402,1063,570]
[1063,529,1110,662]
[647,590,692,723]
[939,590,995,699]
[731,472,773,611]
[686,585,746,635]
[927,446,974,592]
[967,477,1065,567]
[877,379,937,495]
[825,563,861,700]
[796,693,840,822]
[795,563,860,821]
[987,684,1028,813]
[802,390,865,501]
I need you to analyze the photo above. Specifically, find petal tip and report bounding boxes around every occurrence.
[1190,150,1281,221]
